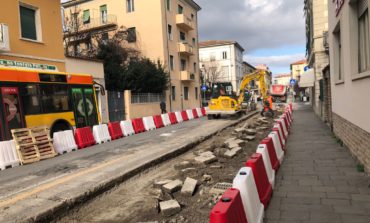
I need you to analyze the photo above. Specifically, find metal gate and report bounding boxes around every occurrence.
[108,91,125,122]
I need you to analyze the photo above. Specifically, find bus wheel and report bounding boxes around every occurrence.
[50,121,72,138]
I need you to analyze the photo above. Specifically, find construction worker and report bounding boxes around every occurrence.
[261,92,274,117]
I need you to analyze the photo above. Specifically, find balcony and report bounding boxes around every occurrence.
[64,15,118,37]
[178,42,194,56]
[181,71,195,81]
[176,14,194,31]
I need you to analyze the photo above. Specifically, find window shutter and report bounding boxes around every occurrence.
[358,0,368,17]
[83,10,90,23]
[100,5,107,12]
[20,6,37,40]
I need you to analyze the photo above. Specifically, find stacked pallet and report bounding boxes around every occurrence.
[11,126,57,165]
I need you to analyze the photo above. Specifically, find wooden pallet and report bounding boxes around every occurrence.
[30,126,57,160]
[16,144,40,165]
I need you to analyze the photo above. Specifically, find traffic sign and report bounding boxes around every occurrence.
[201,85,207,92]
[304,66,310,72]
[290,79,296,85]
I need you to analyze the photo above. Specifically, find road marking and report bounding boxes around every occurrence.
[0,153,134,208]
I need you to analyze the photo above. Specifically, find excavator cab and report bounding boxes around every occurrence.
[211,82,235,99]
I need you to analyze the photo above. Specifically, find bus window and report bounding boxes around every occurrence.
[84,88,98,126]
[40,84,71,113]
[20,84,41,115]
[1,87,24,139]
[71,87,98,128]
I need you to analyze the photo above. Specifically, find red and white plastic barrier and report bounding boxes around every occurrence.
[0,140,19,170]
[184,110,192,120]
[93,124,112,144]
[192,108,199,119]
[276,119,288,138]
[153,115,164,128]
[143,116,156,131]
[196,107,203,117]
[120,120,135,137]
[175,111,184,123]
[75,127,96,149]
[132,118,145,134]
[108,122,124,140]
[161,113,171,126]
[53,130,78,154]
[256,144,275,188]
[273,124,286,147]
[268,132,284,163]
[232,167,264,223]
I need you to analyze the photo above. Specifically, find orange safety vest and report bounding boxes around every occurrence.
[267,96,273,109]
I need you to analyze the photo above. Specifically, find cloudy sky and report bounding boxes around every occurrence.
[196,0,306,75]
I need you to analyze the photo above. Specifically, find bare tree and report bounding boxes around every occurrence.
[200,60,223,86]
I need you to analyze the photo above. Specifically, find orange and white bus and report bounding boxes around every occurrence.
[0,67,101,141]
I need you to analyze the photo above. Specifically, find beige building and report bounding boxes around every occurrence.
[0,0,66,71]
[62,0,202,112]
[328,0,370,173]
[304,0,330,118]
[255,64,272,91]
[290,59,307,80]
[273,73,291,86]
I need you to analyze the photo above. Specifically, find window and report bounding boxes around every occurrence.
[222,66,229,79]
[191,13,194,19]
[100,5,107,24]
[83,10,90,24]
[184,87,189,100]
[127,27,136,42]
[180,59,186,71]
[334,27,342,81]
[170,55,174,70]
[195,87,198,100]
[179,31,186,42]
[193,62,197,73]
[358,0,370,72]
[167,0,171,11]
[127,0,135,13]
[171,86,176,101]
[20,84,41,115]
[178,5,183,14]
[168,24,173,40]
[20,5,37,40]
[192,38,196,46]
[40,85,71,113]
[222,51,227,59]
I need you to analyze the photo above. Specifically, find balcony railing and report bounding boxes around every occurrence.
[176,14,194,31]
[181,71,195,81]
[178,42,194,56]
[64,14,118,35]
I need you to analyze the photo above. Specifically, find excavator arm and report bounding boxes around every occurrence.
[237,70,268,105]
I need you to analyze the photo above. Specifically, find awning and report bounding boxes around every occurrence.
[299,69,315,87]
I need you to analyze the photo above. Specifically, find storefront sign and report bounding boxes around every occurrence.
[0,59,57,71]
[334,0,345,16]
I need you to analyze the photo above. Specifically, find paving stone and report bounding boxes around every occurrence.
[174,161,192,170]
[159,200,181,216]
[244,135,256,141]
[265,209,280,220]
[321,198,350,206]
[245,129,257,135]
[280,210,310,221]
[281,197,321,205]
[223,149,236,158]
[333,206,368,215]
[326,192,351,200]
[180,168,197,174]
[234,128,245,133]
[162,180,182,193]
[312,186,337,192]
[181,177,197,196]
[351,194,370,201]
[341,215,370,223]
[154,179,172,189]
[194,154,217,164]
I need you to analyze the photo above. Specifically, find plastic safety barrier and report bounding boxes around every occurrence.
[232,167,264,223]
[192,109,199,119]
[153,115,165,128]
[268,132,284,163]
[161,113,172,126]
[108,122,124,140]
[186,109,194,120]
[168,112,178,125]
[256,144,275,188]
[75,127,96,149]
[132,118,145,134]
[143,116,157,131]
[272,126,285,151]
[281,114,291,132]
[201,107,206,116]
[210,188,248,223]
[0,140,20,170]
[289,103,293,113]
[176,111,184,123]
[53,130,78,154]
[276,119,288,138]
[181,111,189,121]
[246,153,273,208]
[93,124,112,144]
[196,107,203,117]
[260,138,280,171]
[273,123,286,143]
[285,110,293,124]
[120,120,135,137]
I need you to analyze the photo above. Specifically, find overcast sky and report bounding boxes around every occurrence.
[196,0,306,74]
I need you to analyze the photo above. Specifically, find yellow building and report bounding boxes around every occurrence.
[62,0,202,112]
[290,59,307,80]
[0,0,66,71]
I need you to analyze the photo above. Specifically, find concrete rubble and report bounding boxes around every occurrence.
[194,151,217,164]
[162,180,183,193]
[181,177,198,196]
[245,129,257,135]
[244,136,256,141]
[159,200,181,216]
[154,179,172,189]
[223,146,242,158]
[174,161,192,170]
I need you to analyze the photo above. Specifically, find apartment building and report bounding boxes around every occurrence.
[273,74,291,86]
[62,0,202,111]
[328,0,370,173]
[199,40,245,94]
[304,0,330,119]
[290,59,307,80]
[0,0,66,71]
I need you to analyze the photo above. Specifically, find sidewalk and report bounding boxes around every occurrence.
[265,104,370,223]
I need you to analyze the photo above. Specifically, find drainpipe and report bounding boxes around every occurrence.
[164,1,172,112]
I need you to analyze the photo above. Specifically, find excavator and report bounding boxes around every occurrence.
[207,69,270,119]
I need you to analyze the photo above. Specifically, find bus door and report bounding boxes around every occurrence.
[71,87,98,128]
[0,87,24,139]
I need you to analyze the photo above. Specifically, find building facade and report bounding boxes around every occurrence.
[304,0,330,119]
[199,40,245,94]
[62,0,202,112]
[328,0,370,173]
[290,59,307,80]
[255,64,272,92]
[273,73,291,86]
[0,0,66,71]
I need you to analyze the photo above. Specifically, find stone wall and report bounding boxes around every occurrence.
[333,113,370,174]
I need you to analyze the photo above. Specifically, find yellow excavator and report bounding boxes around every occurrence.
[207,69,268,119]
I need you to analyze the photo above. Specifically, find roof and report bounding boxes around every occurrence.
[291,59,307,65]
[243,61,256,69]
[274,73,291,78]
[199,40,245,52]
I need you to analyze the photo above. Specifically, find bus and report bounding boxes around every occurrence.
[0,67,101,141]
